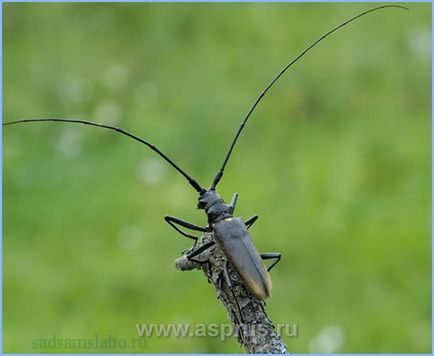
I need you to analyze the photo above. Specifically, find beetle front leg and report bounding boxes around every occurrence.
[260,252,282,272]
[164,215,208,246]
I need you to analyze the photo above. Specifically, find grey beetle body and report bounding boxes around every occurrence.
[198,188,272,300]
[213,216,272,300]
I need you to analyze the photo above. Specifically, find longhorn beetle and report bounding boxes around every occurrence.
[3,5,408,301]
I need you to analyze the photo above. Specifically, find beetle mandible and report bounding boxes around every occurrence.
[3,5,408,300]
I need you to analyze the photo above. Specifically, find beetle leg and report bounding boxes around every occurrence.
[260,252,282,272]
[222,262,244,324]
[186,241,215,264]
[164,215,208,246]
[244,214,259,229]
[229,192,238,213]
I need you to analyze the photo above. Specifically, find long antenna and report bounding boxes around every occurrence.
[3,118,205,193]
[211,4,408,189]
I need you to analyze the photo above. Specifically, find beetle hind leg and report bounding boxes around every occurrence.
[260,252,282,272]
[222,262,245,324]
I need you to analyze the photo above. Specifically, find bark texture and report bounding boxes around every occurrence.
[174,232,287,354]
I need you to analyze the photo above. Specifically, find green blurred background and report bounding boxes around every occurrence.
[3,2,431,353]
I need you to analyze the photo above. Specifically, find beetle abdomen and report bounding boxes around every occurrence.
[213,217,272,300]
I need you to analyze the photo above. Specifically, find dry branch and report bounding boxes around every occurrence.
[174,232,287,354]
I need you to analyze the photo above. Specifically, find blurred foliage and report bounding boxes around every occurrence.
[2,2,431,354]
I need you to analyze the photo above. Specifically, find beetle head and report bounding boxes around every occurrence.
[197,189,221,210]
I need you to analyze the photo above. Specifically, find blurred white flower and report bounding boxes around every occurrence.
[137,157,167,185]
[55,127,84,159]
[408,28,431,60]
[93,101,122,125]
[309,325,345,353]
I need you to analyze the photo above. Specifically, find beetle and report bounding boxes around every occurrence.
[3,5,407,301]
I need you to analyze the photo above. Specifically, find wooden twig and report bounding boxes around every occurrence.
[174,232,288,354]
